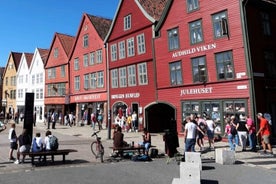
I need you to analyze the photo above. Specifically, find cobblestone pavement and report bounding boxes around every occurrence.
[1,121,276,174]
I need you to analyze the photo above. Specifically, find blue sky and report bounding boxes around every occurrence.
[0,0,119,67]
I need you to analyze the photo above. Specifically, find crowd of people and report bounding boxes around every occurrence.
[7,122,58,164]
[182,112,273,157]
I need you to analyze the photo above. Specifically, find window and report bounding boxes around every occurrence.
[192,56,207,83]
[39,73,43,83]
[83,34,89,48]
[187,0,199,12]
[138,63,148,85]
[168,28,179,50]
[128,65,136,86]
[39,88,43,99]
[83,54,89,67]
[90,52,95,65]
[57,83,66,95]
[119,67,127,87]
[111,44,117,61]
[213,11,228,38]
[54,48,58,58]
[36,74,39,84]
[5,77,8,86]
[18,75,23,84]
[32,75,35,85]
[36,89,39,99]
[137,34,146,54]
[74,76,80,91]
[90,73,97,88]
[215,51,234,80]
[127,37,135,57]
[47,68,56,79]
[111,69,118,88]
[264,50,276,78]
[124,14,131,30]
[261,12,271,36]
[74,58,79,70]
[119,41,126,59]
[97,71,104,88]
[96,49,102,63]
[190,20,203,44]
[170,61,182,85]
[61,65,65,77]
[84,74,89,89]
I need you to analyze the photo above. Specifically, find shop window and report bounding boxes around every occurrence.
[264,50,276,78]
[215,51,234,80]
[261,12,271,36]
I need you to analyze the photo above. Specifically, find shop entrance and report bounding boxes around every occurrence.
[145,103,175,133]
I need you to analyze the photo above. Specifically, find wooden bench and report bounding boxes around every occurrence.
[110,145,156,157]
[22,149,78,165]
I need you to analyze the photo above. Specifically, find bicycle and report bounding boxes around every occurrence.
[91,130,104,162]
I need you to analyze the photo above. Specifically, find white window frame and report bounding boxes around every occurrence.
[111,44,117,61]
[90,52,95,65]
[119,41,126,59]
[137,34,146,55]
[83,54,89,67]
[124,14,131,30]
[127,37,135,57]
[111,69,118,88]
[83,34,89,48]
[74,76,80,91]
[119,67,127,87]
[97,71,104,88]
[127,65,136,86]
[138,63,148,85]
[74,58,79,70]
[96,49,102,63]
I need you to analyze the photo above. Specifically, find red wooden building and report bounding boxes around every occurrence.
[154,0,276,135]
[105,0,168,132]
[44,32,75,121]
[68,13,112,125]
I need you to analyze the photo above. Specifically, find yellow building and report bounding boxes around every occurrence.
[2,52,22,119]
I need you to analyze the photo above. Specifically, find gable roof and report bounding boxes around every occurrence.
[24,53,34,68]
[11,52,23,70]
[45,32,75,67]
[104,0,168,42]
[87,14,112,40]
[37,48,49,64]
[154,0,173,32]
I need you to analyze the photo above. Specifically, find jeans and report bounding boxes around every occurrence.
[248,133,256,150]
[228,134,236,151]
[185,138,196,152]
[238,131,248,150]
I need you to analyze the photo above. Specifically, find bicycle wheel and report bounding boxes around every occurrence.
[91,141,99,159]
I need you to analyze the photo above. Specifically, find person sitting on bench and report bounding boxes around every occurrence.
[138,128,151,156]
[113,126,127,148]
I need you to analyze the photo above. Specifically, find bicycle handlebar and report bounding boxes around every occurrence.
[91,130,101,137]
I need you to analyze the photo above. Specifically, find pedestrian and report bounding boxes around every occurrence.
[47,111,52,129]
[31,132,43,152]
[246,116,256,151]
[8,123,17,161]
[97,113,103,130]
[205,116,215,150]
[14,129,31,164]
[131,111,138,132]
[51,111,57,129]
[236,114,248,151]
[91,112,96,130]
[183,116,204,153]
[256,113,273,156]
[33,111,36,127]
[195,114,206,151]
[224,117,236,151]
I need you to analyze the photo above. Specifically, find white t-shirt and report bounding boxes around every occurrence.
[184,122,197,139]
[206,119,215,131]
[44,135,52,150]
[8,128,16,142]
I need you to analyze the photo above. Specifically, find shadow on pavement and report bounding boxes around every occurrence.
[201,179,219,184]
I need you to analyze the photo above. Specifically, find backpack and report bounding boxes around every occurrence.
[131,154,152,162]
[150,148,159,158]
[32,138,41,152]
[230,125,237,135]
[49,136,59,150]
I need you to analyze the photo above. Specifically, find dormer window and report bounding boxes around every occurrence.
[124,14,131,30]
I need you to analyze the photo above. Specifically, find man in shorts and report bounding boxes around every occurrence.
[256,113,273,156]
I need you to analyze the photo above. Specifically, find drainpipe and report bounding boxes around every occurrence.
[105,42,111,139]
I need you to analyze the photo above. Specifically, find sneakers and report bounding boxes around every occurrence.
[14,159,20,164]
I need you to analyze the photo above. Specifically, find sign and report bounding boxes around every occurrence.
[180,87,213,96]
[172,43,216,58]
[111,93,140,99]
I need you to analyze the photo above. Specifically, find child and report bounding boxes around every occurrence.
[8,123,17,161]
